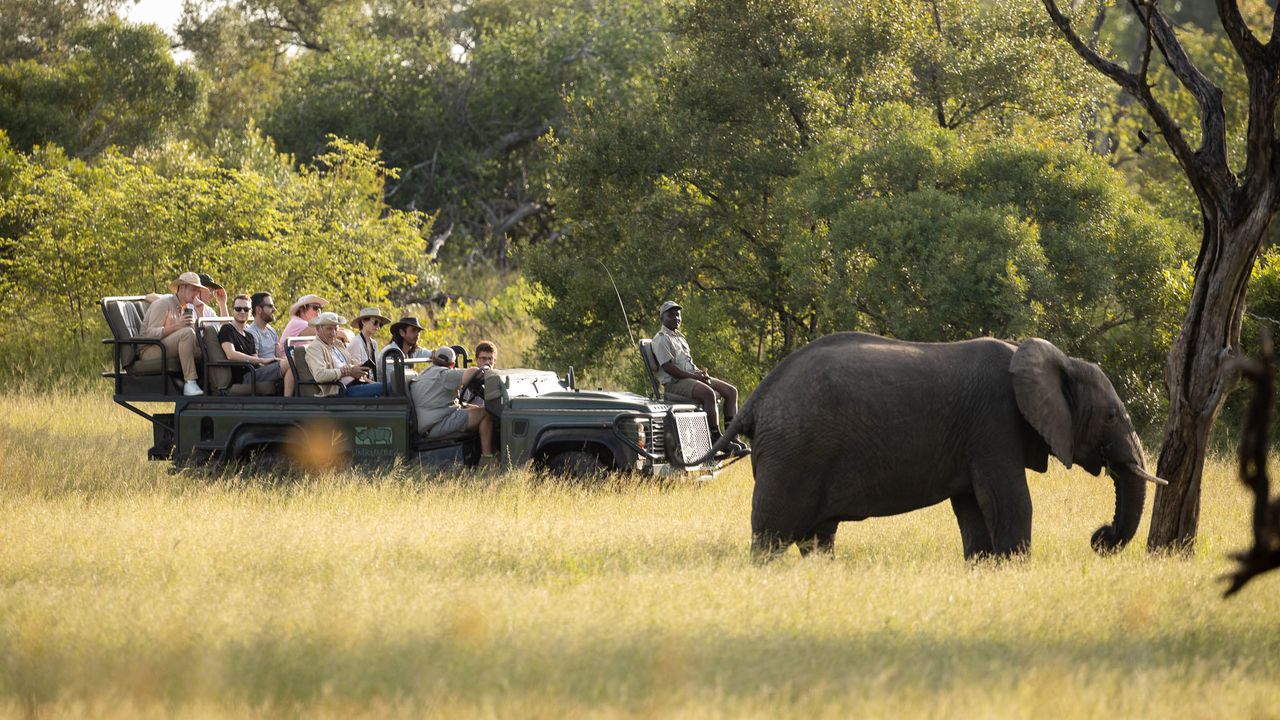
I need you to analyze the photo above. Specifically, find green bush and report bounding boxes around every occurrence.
[0,129,428,384]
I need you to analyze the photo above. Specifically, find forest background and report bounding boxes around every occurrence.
[3,0,1279,445]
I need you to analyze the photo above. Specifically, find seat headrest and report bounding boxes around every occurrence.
[103,299,146,367]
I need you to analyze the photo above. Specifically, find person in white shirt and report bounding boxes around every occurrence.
[347,307,390,379]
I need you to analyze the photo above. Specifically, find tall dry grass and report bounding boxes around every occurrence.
[1,393,1278,718]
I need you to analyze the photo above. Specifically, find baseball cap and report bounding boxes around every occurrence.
[658,300,682,316]
[434,346,456,363]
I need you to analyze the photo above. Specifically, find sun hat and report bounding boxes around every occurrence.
[196,273,223,291]
[434,346,456,364]
[169,272,207,293]
[352,307,391,328]
[658,300,682,316]
[390,316,426,332]
[309,311,347,327]
[288,294,329,317]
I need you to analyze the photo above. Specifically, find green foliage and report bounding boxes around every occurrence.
[0,18,205,157]
[250,0,671,260]
[0,0,126,63]
[529,0,1160,403]
[0,129,428,381]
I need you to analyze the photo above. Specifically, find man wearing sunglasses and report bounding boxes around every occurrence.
[245,292,280,369]
[219,294,282,387]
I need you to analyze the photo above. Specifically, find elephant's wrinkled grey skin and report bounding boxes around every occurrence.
[693,332,1161,560]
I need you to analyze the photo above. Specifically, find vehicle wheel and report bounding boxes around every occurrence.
[243,445,294,476]
[543,450,606,478]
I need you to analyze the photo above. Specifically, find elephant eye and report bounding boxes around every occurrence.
[1104,408,1119,425]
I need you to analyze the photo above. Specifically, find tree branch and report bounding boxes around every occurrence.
[1130,0,1232,189]
[1224,327,1280,596]
[1216,0,1265,68]
[483,123,552,159]
[1043,0,1230,205]
[1041,0,1141,88]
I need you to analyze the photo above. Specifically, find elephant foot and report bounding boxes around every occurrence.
[751,531,791,561]
[798,521,838,557]
[797,534,835,557]
[966,545,1030,565]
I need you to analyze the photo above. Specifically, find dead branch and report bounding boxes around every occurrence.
[1225,326,1280,596]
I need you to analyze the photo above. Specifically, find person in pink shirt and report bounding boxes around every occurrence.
[280,294,327,396]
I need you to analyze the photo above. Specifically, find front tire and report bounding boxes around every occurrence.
[542,450,606,478]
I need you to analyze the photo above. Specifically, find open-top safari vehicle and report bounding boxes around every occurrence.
[100,296,721,476]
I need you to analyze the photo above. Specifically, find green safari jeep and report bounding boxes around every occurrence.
[100,296,720,476]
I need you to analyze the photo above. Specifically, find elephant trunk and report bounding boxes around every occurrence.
[1090,462,1149,555]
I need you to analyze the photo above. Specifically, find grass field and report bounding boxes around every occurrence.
[2,393,1279,718]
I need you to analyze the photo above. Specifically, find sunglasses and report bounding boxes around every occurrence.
[306,304,323,312]
[233,306,251,312]
[259,303,275,309]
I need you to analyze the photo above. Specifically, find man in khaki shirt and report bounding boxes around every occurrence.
[139,271,206,396]
[651,300,746,455]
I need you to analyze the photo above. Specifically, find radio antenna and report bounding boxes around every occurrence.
[594,258,637,349]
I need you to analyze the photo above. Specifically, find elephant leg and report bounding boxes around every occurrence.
[750,457,810,560]
[973,469,1032,558]
[950,494,994,561]
[751,530,791,560]
[797,520,838,557]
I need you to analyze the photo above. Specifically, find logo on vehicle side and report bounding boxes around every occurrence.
[354,426,394,446]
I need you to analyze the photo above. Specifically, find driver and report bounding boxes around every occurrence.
[651,300,747,456]
[411,346,497,464]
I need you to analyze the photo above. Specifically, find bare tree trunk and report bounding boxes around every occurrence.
[1151,202,1276,550]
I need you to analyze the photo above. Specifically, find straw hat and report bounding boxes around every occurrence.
[351,307,391,328]
[169,272,207,293]
[309,311,347,327]
[288,294,329,317]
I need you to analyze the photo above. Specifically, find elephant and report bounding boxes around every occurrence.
[689,332,1164,560]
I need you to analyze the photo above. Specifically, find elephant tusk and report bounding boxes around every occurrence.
[1129,464,1168,486]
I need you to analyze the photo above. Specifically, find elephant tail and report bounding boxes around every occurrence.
[673,401,755,467]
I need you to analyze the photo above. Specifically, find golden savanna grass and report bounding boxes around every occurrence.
[1,392,1278,718]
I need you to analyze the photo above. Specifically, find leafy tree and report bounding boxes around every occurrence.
[0,129,427,378]
[0,18,205,157]
[0,0,125,62]
[527,0,1112,391]
[238,0,671,263]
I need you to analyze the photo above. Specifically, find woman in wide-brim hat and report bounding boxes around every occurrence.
[279,293,331,397]
[347,307,391,377]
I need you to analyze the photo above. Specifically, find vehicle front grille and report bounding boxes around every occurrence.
[667,410,712,465]
[650,416,666,459]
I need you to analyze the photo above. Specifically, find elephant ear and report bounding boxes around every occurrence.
[1010,338,1074,468]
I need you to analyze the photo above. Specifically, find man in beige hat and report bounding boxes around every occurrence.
[139,271,206,396]
[347,307,390,379]
[304,311,384,398]
[280,293,349,396]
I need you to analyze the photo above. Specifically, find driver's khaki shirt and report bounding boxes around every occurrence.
[651,326,696,386]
